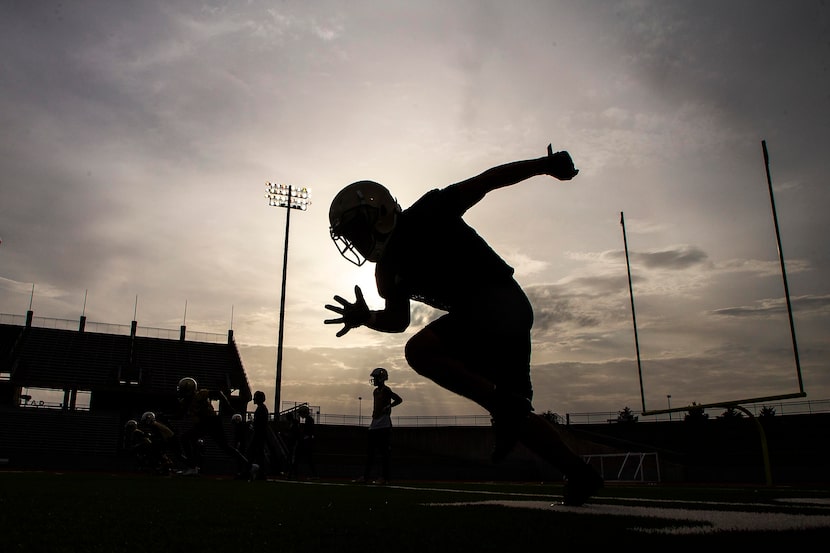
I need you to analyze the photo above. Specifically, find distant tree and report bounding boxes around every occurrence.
[719,406,744,420]
[759,405,777,418]
[684,402,709,422]
[616,406,638,424]
[539,410,564,425]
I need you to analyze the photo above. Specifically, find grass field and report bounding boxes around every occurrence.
[2,471,830,552]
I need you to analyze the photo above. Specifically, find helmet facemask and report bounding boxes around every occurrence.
[370,367,389,386]
[329,181,400,266]
[331,206,395,266]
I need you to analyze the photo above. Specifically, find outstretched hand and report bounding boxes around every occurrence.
[546,143,579,180]
[324,285,370,337]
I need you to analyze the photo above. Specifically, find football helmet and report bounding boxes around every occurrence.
[370,367,389,385]
[329,180,401,266]
[141,411,156,425]
[177,377,197,398]
[253,390,266,404]
[297,405,310,417]
[124,419,138,432]
[231,413,243,423]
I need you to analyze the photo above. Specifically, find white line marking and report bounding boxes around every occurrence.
[425,500,830,535]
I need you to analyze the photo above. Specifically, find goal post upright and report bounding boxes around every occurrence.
[619,140,809,486]
[620,211,647,413]
[762,140,804,395]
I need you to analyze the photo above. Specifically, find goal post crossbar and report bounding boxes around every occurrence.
[641,391,806,417]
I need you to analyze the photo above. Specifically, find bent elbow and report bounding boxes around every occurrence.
[383,310,410,333]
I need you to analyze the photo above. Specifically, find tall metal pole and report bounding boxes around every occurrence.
[266,183,311,416]
[274,187,292,415]
[761,140,804,394]
[621,212,646,412]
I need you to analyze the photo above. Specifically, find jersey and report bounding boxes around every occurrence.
[184,389,217,420]
[300,415,315,440]
[370,384,402,430]
[377,185,534,399]
[144,420,175,442]
[252,403,269,438]
[125,427,150,450]
[375,185,515,312]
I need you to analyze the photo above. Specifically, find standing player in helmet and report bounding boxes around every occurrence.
[354,367,403,484]
[325,145,603,505]
[231,412,249,454]
[245,390,269,480]
[290,404,318,479]
[176,377,250,477]
[231,412,253,480]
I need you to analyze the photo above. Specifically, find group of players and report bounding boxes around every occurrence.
[123,377,312,480]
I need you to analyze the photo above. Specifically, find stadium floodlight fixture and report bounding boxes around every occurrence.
[265,182,311,414]
[265,183,311,210]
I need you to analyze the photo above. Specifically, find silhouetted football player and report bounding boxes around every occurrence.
[352,367,402,485]
[325,145,602,505]
[176,377,250,477]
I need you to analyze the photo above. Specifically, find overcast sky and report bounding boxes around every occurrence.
[2,0,828,419]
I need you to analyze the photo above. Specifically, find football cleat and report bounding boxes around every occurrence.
[562,467,604,506]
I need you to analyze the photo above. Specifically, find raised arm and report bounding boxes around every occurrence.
[453,144,578,211]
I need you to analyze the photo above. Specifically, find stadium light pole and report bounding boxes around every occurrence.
[265,183,311,415]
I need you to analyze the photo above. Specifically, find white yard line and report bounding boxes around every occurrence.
[425,499,830,535]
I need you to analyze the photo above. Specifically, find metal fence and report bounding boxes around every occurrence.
[0,312,227,343]
[314,397,830,427]
[316,413,494,427]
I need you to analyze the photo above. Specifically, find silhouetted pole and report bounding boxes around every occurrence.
[761,140,804,394]
[266,183,311,414]
[620,211,646,412]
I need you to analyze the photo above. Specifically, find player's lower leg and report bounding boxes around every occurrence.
[518,414,603,505]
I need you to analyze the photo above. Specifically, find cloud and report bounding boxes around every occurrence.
[633,245,708,270]
[711,294,830,319]
[502,250,549,278]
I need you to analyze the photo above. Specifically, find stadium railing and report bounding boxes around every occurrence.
[313,398,830,427]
